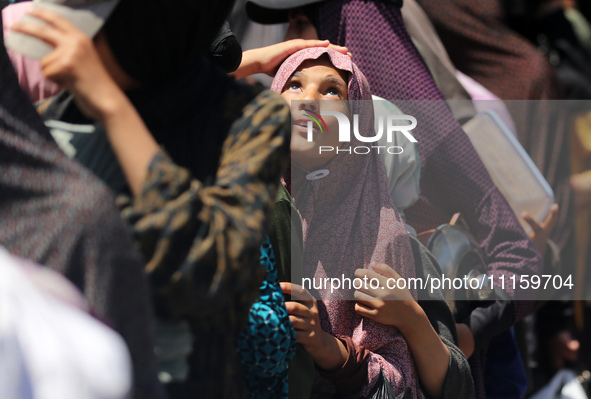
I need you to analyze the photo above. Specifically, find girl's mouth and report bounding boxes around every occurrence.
[293,119,320,135]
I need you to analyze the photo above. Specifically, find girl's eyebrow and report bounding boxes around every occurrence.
[325,76,346,89]
[292,71,306,79]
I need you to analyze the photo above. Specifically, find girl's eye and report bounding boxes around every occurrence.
[289,82,302,91]
[326,88,341,97]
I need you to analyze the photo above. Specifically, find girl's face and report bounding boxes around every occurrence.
[280,56,350,170]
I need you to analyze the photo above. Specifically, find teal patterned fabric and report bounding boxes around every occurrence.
[237,236,296,398]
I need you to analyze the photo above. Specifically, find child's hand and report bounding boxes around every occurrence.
[233,39,351,80]
[353,263,418,330]
[522,203,559,255]
[280,282,327,352]
[12,8,125,122]
[256,39,350,76]
[280,282,347,371]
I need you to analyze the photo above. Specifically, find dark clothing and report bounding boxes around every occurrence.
[271,184,304,289]
[0,30,164,399]
[127,88,290,398]
[103,0,235,85]
[271,184,315,399]
[117,89,292,321]
[210,21,243,73]
[47,60,257,188]
[483,328,528,399]
[43,79,291,399]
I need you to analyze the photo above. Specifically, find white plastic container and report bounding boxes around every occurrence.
[462,110,554,234]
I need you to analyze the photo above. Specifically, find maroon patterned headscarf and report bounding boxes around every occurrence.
[305,0,541,303]
[271,48,418,397]
[305,3,544,397]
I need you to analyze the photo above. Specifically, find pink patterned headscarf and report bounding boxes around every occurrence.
[271,48,418,397]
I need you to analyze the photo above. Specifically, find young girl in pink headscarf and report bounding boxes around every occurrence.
[272,47,422,398]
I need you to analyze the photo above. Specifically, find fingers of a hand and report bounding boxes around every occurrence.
[280,282,315,304]
[284,300,306,315]
[353,269,388,296]
[293,38,348,54]
[353,289,378,303]
[327,43,350,54]
[285,39,349,55]
[282,39,327,52]
[39,48,61,65]
[289,315,312,331]
[39,51,66,76]
[11,22,62,46]
[521,211,543,235]
[280,282,292,294]
[354,290,386,312]
[26,8,77,32]
[371,263,400,279]
[542,203,559,232]
[354,302,378,318]
[284,301,315,318]
[354,268,381,281]
[356,298,385,312]
[309,39,330,47]
[39,45,83,83]
[41,60,69,84]
[295,329,319,344]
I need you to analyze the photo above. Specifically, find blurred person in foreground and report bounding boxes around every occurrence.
[5,0,351,397]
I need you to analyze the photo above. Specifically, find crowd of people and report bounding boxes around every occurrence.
[1,0,591,398]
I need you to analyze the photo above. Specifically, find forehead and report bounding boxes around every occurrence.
[293,57,349,83]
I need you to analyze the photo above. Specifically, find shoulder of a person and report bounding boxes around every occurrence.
[228,88,291,139]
